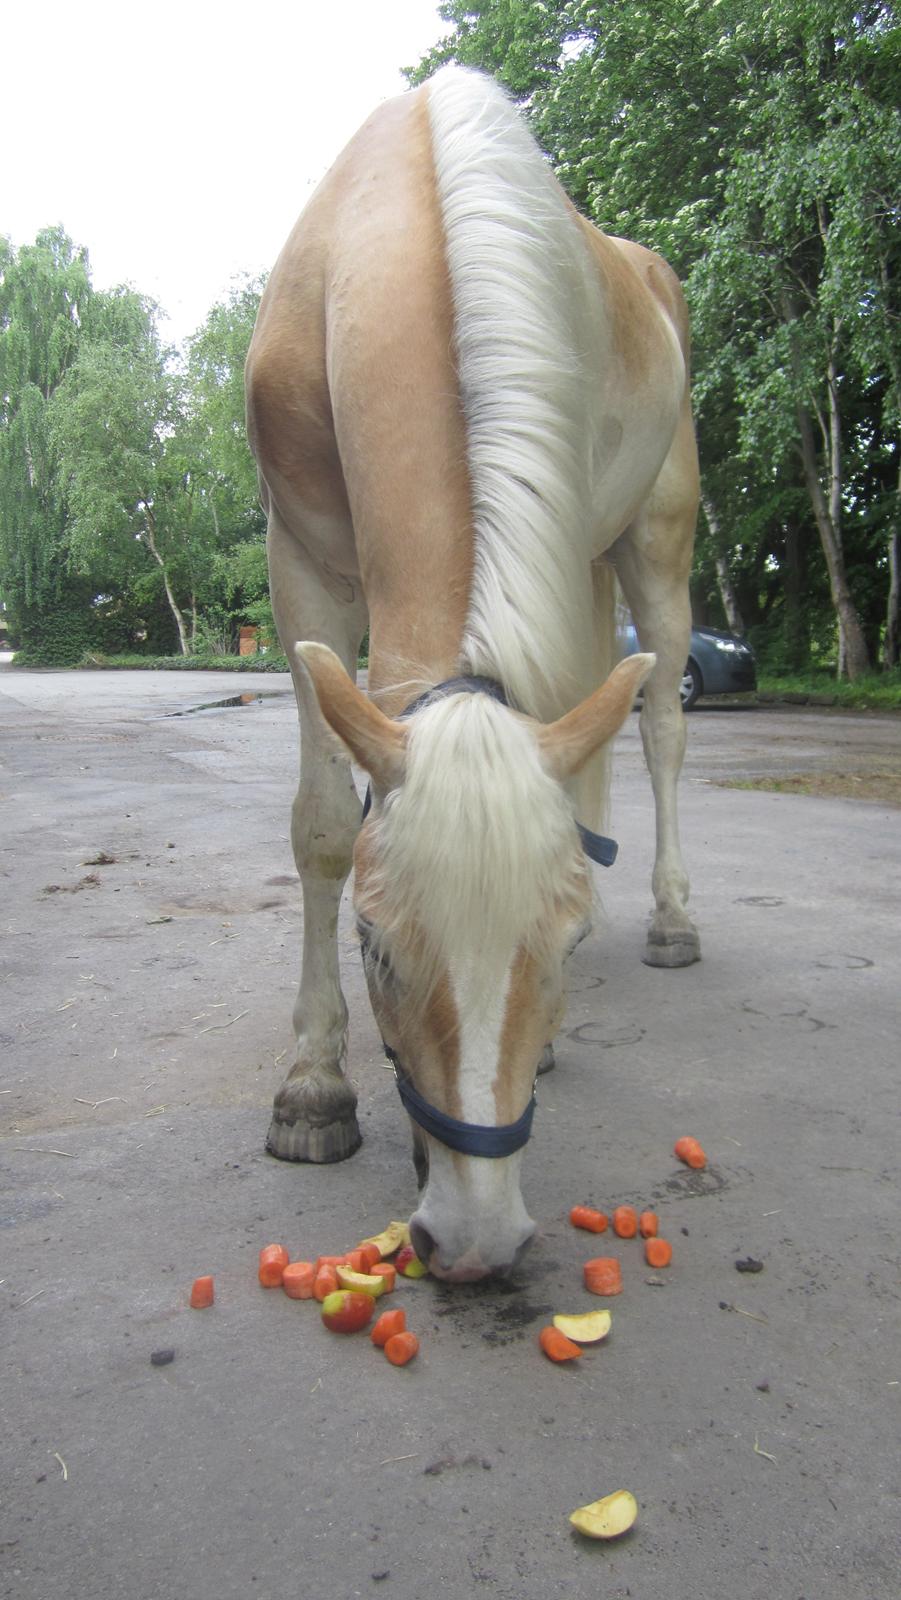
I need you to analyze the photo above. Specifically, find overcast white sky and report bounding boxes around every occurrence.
[5,0,449,346]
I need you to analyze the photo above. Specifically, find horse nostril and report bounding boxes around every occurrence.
[410,1219,434,1266]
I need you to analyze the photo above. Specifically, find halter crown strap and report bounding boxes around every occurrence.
[360,674,619,865]
[387,1047,537,1159]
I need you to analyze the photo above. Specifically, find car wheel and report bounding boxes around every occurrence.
[680,659,702,711]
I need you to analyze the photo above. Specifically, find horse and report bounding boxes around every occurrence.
[244,65,700,1282]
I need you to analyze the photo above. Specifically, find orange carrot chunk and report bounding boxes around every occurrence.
[368,1262,397,1294]
[356,1241,383,1272]
[312,1264,339,1302]
[384,1331,420,1366]
[282,1261,316,1299]
[314,1254,348,1273]
[638,1210,659,1238]
[645,1237,673,1268]
[583,1257,623,1297]
[569,1205,609,1234]
[258,1244,289,1287]
[371,1308,407,1348]
[611,1205,638,1239]
[539,1325,582,1362]
[674,1136,707,1170]
[189,1275,215,1308]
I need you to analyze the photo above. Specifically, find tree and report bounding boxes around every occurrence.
[0,228,91,623]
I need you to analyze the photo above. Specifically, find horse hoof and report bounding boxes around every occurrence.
[643,926,701,968]
[266,1111,362,1163]
[537,1043,556,1075]
[266,1069,362,1162]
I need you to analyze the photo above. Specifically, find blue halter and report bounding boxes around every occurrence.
[360,674,618,1158]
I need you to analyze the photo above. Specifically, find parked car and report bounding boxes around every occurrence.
[619,622,757,710]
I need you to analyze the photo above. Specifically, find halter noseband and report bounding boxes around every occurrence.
[360,674,619,1159]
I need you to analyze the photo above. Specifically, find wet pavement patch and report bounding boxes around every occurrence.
[163,690,293,717]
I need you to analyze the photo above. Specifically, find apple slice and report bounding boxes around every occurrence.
[359,1220,410,1258]
[320,1290,375,1333]
[569,1490,638,1540]
[395,1244,428,1278]
[336,1264,387,1297]
[552,1310,612,1344]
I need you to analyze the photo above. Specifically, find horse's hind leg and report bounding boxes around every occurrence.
[266,510,368,1161]
[610,417,701,968]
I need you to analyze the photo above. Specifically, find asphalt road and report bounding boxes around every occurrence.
[2,668,899,1600]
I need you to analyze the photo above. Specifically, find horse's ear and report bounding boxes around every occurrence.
[537,653,656,781]
[295,643,407,791]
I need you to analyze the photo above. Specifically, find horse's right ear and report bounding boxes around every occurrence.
[295,643,408,792]
[537,653,656,781]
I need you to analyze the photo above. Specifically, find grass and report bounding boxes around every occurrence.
[756,669,901,712]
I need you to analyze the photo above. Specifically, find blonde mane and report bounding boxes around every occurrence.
[427,65,609,724]
[367,694,587,1006]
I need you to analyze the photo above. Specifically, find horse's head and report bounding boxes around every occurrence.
[296,643,654,1282]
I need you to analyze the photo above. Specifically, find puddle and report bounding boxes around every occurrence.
[163,690,293,717]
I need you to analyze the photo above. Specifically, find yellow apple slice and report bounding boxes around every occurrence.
[359,1220,410,1258]
[569,1489,638,1540]
[552,1310,612,1344]
[336,1265,387,1297]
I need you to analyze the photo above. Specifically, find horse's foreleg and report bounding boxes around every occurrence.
[611,489,700,969]
[266,514,368,1161]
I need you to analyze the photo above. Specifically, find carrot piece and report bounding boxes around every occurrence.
[189,1275,214,1308]
[357,1241,383,1272]
[344,1248,367,1274]
[583,1257,623,1296]
[611,1205,638,1239]
[314,1254,348,1273]
[282,1261,316,1299]
[539,1325,582,1362]
[371,1308,407,1347]
[674,1136,706,1169]
[313,1264,339,1302]
[569,1205,609,1233]
[384,1331,420,1366]
[368,1262,396,1293]
[258,1243,290,1287]
[645,1237,673,1269]
[638,1210,659,1238]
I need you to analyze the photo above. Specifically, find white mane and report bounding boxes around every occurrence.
[368,693,587,1005]
[426,65,608,724]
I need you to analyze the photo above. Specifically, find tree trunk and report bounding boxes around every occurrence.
[701,493,745,633]
[783,519,807,672]
[142,508,190,655]
[885,522,900,669]
[795,403,870,679]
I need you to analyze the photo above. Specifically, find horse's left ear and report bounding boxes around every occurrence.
[295,642,408,791]
[537,653,656,781]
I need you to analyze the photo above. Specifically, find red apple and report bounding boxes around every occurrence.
[320,1290,375,1333]
[395,1244,428,1279]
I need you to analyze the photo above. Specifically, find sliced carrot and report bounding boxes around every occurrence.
[645,1237,673,1268]
[371,1308,407,1348]
[314,1253,348,1273]
[583,1257,623,1297]
[638,1210,659,1238]
[539,1325,582,1362]
[674,1136,706,1170]
[356,1241,383,1272]
[282,1261,316,1299]
[313,1264,339,1302]
[344,1248,367,1274]
[189,1275,214,1308]
[569,1205,609,1233]
[258,1243,289,1287]
[368,1262,396,1293]
[611,1205,638,1239]
[384,1331,420,1366]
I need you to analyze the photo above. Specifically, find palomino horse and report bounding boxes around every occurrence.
[245,66,700,1281]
